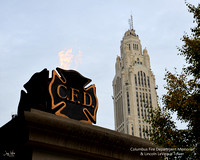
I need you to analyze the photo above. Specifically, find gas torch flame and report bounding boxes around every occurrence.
[58,48,82,70]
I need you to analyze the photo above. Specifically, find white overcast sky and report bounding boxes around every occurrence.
[0,0,199,129]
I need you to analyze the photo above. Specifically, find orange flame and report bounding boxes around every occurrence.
[58,48,82,70]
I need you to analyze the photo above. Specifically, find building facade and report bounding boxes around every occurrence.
[112,20,158,139]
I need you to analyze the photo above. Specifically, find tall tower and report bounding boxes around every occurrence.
[112,16,158,139]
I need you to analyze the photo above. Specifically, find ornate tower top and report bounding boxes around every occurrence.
[123,15,137,39]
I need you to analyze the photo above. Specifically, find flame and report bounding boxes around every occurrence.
[58,48,82,70]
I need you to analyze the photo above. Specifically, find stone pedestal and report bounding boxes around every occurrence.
[0,109,161,160]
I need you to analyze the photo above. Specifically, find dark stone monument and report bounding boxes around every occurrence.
[0,68,161,160]
[17,67,98,124]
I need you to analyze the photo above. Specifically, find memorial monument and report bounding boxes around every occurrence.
[0,67,161,160]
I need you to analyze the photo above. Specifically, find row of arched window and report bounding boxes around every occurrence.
[136,91,152,119]
[128,43,139,50]
[139,125,151,139]
[134,71,150,88]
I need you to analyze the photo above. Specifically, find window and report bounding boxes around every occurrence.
[127,91,130,115]
[134,74,137,86]
[141,109,143,117]
[136,92,140,118]
[146,126,149,138]
[149,94,152,109]
[143,93,145,104]
[133,44,138,50]
[141,71,143,86]
[140,92,143,118]
[138,108,140,118]
[138,72,140,86]
[147,76,150,88]
[139,125,142,137]
[128,44,131,50]
[143,93,146,110]
[144,73,146,87]
[131,124,134,136]
[146,93,148,107]
[143,126,145,138]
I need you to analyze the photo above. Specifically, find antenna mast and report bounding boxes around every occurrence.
[128,15,134,30]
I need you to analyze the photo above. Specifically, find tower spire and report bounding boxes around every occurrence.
[128,15,134,30]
